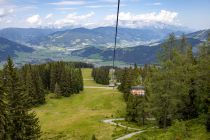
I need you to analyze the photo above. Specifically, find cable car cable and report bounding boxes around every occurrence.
[112,0,121,69]
[110,0,120,88]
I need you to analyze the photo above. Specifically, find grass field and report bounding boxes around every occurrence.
[33,68,126,140]
[127,117,209,140]
[82,69,103,87]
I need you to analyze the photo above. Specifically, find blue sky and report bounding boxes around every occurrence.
[0,0,210,30]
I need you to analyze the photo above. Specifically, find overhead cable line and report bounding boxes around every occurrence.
[112,0,121,69]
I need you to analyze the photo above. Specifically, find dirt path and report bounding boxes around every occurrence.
[102,118,145,140]
[84,70,144,139]
[84,86,113,89]
[83,78,94,80]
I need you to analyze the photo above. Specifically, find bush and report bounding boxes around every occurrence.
[168,120,191,139]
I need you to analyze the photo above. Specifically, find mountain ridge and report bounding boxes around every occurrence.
[0,37,34,61]
[72,37,204,64]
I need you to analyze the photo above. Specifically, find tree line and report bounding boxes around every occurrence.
[72,62,94,68]
[31,61,84,97]
[0,59,85,139]
[92,66,111,85]
[117,34,210,132]
[20,61,84,101]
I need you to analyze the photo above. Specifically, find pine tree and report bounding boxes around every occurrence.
[50,63,57,92]
[92,67,110,85]
[24,112,41,139]
[32,68,45,105]
[150,36,178,129]
[60,68,72,97]
[197,37,210,130]
[118,68,132,101]
[0,85,8,139]
[126,95,137,122]
[131,64,140,86]
[25,66,35,107]
[3,57,41,139]
[23,66,45,106]
[180,46,198,120]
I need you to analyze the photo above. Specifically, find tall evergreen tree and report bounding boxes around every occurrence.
[32,68,45,105]
[0,85,8,139]
[3,58,41,139]
[126,94,148,125]
[159,33,176,61]
[118,68,132,101]
[25,66,35,107]
[149,36,178,129]
[180,46,198,120]
[60,68,72,97]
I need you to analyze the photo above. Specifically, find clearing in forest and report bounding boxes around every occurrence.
[34,68,126,140]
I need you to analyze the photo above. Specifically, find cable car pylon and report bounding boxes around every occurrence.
[109,0,121,88]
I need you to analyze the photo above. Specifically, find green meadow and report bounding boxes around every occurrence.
[33,68,126,140]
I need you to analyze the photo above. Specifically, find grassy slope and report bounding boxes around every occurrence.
[128,118,209,140]
[33,68,126,140]
[82,68,102,87]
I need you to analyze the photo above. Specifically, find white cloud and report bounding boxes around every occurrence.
[26,15,42,25]
[49,1,86,6]
[0,8,14,17]
[104,10,179,28]
[54,12,95,28]
[45,13,53,19]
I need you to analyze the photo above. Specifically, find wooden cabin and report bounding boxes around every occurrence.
[130,86,145,96]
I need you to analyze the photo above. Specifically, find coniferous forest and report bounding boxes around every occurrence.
[115,34,210,136]
[90,34,209,139]
[0,60,84,139]
[92,66,111,85]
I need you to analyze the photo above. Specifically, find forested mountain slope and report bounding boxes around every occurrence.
[0,37,34,61]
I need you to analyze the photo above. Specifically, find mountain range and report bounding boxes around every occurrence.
[0,26,209,65]
[72,38,204,64]
[0,27,187,48]
[186,29,210,41]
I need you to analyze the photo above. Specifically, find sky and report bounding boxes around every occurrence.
[0,0,210,30]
